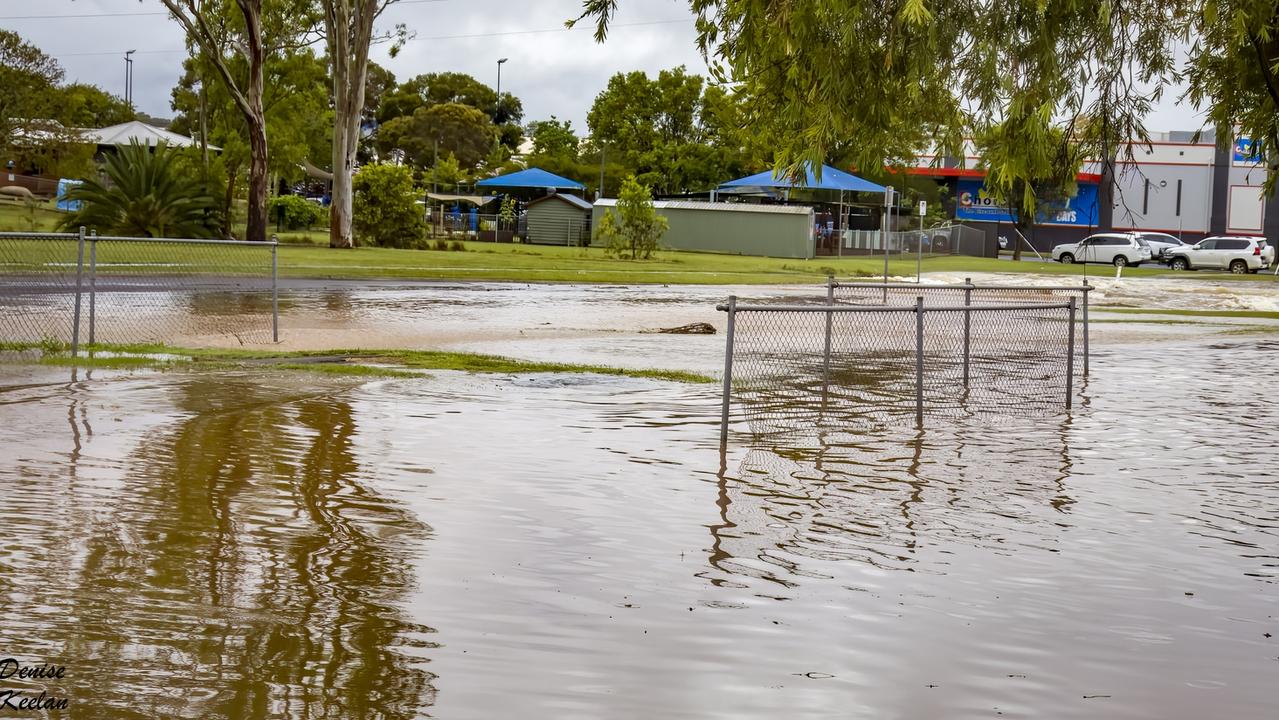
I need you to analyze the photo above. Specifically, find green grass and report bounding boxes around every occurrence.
[7,202,1275,284]
[268,242,1228,285]
[0,342,715,383]
[0,200,68,232]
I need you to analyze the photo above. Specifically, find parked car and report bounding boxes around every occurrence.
[1134,232,1188,260]
[1166,236,1274,273]
[1052,233,1152,267]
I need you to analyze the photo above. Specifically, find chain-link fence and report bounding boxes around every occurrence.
[0,229,278,351]
[824,224,992,258]
[718,293,1078,437]
[828,277,1091,376]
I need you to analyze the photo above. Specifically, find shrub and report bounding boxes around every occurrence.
[449,240,466,251]
[270,195,324,230]
[59,140,218,237]
[432,238,449,251]
[352,163,425,248]
[594,176,668,260]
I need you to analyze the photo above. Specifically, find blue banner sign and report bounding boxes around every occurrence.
[1233,138,1260,164]
[956,179,1099,226]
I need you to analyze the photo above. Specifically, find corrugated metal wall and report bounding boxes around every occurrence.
[526,201,590,245]
[591,203,816,258]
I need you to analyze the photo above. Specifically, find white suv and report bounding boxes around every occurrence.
[1134,232,1189,260]
[1166,236,1274,274]
[1053,233,1153,267]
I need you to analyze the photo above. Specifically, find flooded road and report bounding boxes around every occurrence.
[1,334,1276,718]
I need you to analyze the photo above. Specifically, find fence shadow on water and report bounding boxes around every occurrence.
[0,230,278,349]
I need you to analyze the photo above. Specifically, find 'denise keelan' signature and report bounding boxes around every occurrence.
[0,658,69,711]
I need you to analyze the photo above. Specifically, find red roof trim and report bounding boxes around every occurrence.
[901,167,1104,184]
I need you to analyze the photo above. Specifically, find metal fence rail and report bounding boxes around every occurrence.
[0,229,278,351]
[718,296,1077,438]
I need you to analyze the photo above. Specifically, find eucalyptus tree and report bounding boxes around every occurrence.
[159,0,320,241]
[321,0,409,249]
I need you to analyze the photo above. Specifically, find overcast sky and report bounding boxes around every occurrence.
[5,0,1201,135]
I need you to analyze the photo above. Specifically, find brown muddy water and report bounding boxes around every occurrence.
[1,336,1277,718]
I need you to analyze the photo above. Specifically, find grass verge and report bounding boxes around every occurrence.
[0,342,714,384]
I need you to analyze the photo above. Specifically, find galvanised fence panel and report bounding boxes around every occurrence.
[0,230,278,351]
[829,278,1091,376]
[718,294,1077,438]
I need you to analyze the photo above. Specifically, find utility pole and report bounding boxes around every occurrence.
[883,185,894,285]
[598,145,606,199]
[917,199,927,282]
[494,57,509,170]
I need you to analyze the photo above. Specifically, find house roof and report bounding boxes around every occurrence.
[476,167,586,190]
[594,199,813,215]
[529,193,593,211]
[84,120,218,150]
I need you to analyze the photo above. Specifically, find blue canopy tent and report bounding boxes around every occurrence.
[716,165,888,257]
[476,167,585,192]
[716,164,886,195]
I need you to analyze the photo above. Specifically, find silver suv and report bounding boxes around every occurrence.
[1166,236,1274,274]
[1134,232,1188,260]
[1053,233,1152,267]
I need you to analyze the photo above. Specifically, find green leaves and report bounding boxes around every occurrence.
[60,142,219,238]
[595,177,669,259]
[352,164,425,248]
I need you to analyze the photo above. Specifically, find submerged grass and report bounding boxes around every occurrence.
[0,342,714,384]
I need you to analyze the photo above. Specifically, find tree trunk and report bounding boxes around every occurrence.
[223,164,239,238]
[325,0,378,249]
[241,0,268,241]
[245,116,269,241]
[330,109,356,248]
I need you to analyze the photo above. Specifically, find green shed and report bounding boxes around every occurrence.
[525,193,593,245]
[591,200,815,258]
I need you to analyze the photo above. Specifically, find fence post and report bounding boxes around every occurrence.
[963,276,972,387]
[915,295,924,426]
[1066,297,1077,410]
[87,229,97,347]
[271,236,280,343]
[1081,279,1089,377]
[822,275,834,413]
[71,226,86,356]
[720,295,737,444]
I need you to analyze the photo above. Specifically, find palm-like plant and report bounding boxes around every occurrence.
[60,141,218,238]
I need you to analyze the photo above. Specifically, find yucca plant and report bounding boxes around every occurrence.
[60,141,219,238]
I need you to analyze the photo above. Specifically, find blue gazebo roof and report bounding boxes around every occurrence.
[719,164,886,194]
[477,167,585,190]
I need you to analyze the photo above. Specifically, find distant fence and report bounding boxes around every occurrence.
[820,223,992,258]
[0,229,278,351]
[719,281,1088,437]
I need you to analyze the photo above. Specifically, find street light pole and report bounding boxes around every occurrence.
[124,50,136,105]
[495,57,508,122]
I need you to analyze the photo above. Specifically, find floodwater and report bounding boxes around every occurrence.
[0,332,1276,718]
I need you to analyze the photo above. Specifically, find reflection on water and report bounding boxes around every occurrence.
[706,422,1077,586]
[0,336,1276,718]
[0,373,433,719]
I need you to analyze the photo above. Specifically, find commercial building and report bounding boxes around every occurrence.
[908,130,1279,251]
